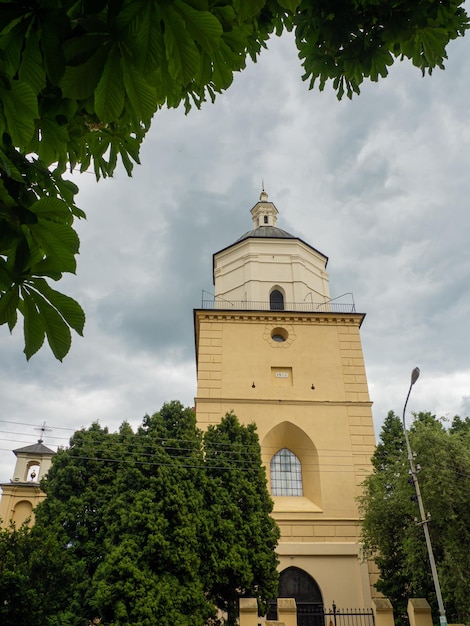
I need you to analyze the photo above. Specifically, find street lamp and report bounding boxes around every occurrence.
[402,367,447,626]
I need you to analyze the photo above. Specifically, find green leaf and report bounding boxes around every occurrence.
[13,237,33,274]
[1,23,25,77]
[59,46,108,101]
[417,27,449,67]
[369,47,393,81]
[28,288,71,361]
[0,148,23,182]
[31,277,85,336]
[63,33,109,66]
[0,80,39,147]
[11,205,38,225]
[29,221,79,274]
[40,7,69,84]
[53,175,80,200]
[175,0,223,55]
[21,288,46,359]
[95,44,125,122]
[122,58,157,121]
[211,47,235,90]
[118,145,135,176]
[233,0,267,22]
[34,117,70,165]
[0,285,19,329]
[163,6,200,84]
[0,259,12,290]
[29,196,74,225]
[29,257,63,280]
[115,0,147,32]
[32,220,79,254]
[19,30,46,93]
[118,2,165,73]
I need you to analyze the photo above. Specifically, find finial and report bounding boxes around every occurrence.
[35,421,52,444]
[259,180,268,202]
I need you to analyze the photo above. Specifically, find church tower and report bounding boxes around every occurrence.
[194,192,376,613]
[0,438,54,528]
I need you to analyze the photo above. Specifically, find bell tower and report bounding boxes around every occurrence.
[194,192,376,611]
[0,438,55,528]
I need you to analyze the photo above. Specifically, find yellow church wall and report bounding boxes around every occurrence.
[0,484,46,528]
[195,313,371,401]
[195,309,375,522]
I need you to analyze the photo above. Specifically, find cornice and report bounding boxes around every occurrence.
[194,309,365,326]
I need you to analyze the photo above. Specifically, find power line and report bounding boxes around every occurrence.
[0,446,369,474]
[0,420,79,431]
[0,430,374,457]
[0,439,372,467]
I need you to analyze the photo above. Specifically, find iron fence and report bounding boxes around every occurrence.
[200,300,356,313]
[324,603,375,626]
[265,602,375,626]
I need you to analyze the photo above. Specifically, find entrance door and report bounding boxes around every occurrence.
[268,567,324,626]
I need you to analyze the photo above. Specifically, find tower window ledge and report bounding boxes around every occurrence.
[272,496,322,514]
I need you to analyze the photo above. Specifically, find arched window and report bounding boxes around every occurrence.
[12,500,33,526]
[270,289,284,311]
[271,448,303,496]
[26,461,40,481]
[264,215,269,224]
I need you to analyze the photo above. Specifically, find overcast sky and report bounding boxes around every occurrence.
[1,30,470,482]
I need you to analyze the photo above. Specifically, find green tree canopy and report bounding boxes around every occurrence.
[203,412,280,625]
[0,0,468,359]
[359,411,470,626]
[0,522,75,624]
[0,402,279,626]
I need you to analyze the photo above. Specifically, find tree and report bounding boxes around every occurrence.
[203,413,280,626]
[0,402,279,626]
[0,522,76,625]
[0,1,468,360]
[359,411,470,626]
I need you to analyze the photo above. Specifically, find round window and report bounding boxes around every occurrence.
[271,327,288,342]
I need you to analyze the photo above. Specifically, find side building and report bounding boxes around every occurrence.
[0,439,54,528]
[194,192,377,615]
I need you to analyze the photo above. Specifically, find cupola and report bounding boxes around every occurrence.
[250,190,279,228]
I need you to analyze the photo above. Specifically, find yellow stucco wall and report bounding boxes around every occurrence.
[0,483,46,528]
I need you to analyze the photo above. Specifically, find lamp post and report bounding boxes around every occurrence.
[402,367,447,626]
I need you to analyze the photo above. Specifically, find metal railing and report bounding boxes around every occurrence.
[200,299,356,313]
[324,604,375,626]
[266,602,375,626]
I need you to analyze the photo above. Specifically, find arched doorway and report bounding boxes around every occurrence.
[268,567,324,626]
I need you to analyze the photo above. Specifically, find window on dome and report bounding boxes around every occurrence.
[264,215,268,224]
[270,448,303,496]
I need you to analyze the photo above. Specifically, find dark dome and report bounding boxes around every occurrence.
[14,441,55,455]
[235,225,297,243]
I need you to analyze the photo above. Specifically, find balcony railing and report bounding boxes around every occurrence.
[200,299,356,313]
